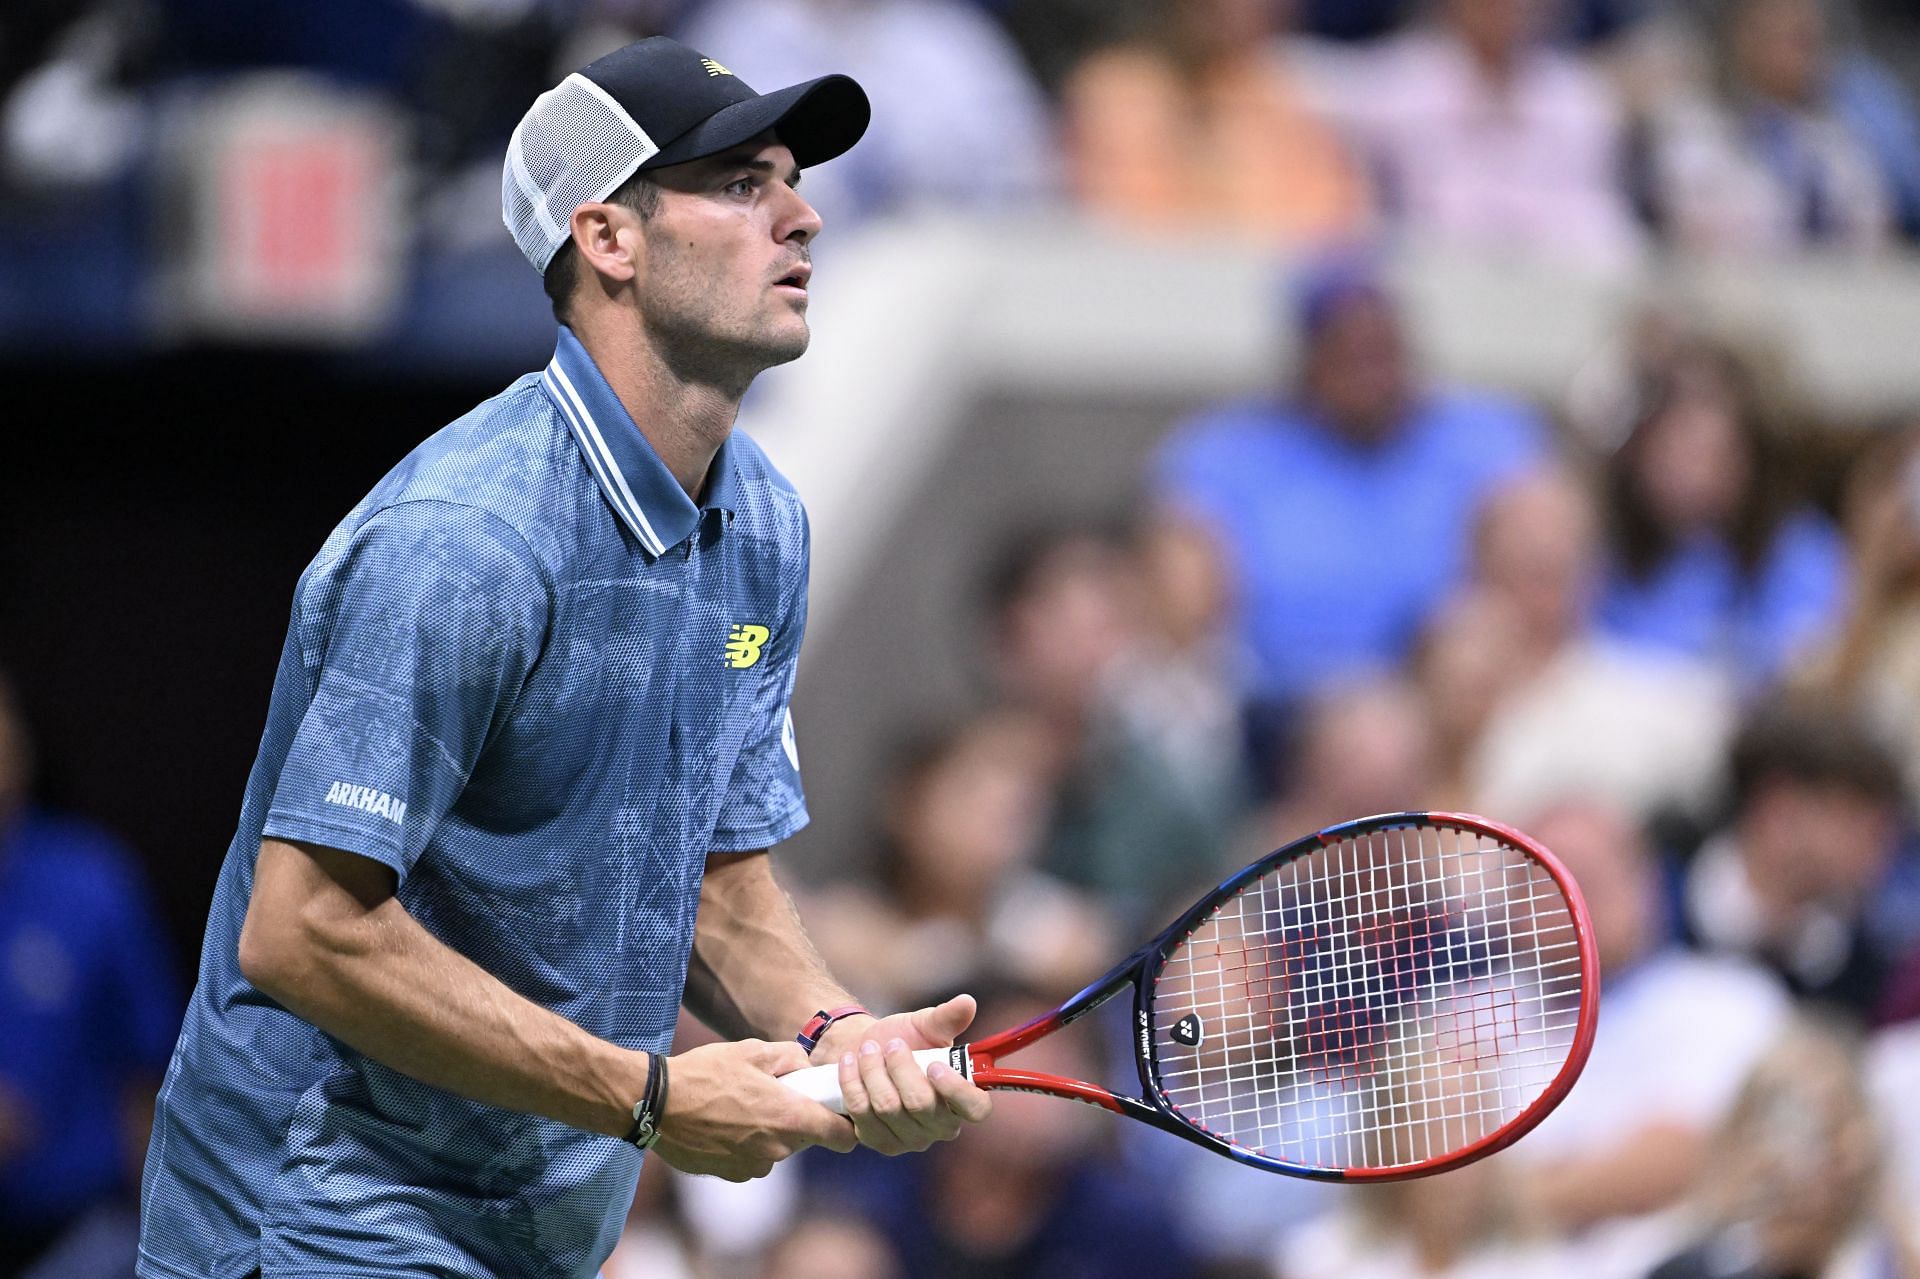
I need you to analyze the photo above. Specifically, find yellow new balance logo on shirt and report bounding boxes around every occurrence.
[725,624,770,668]
[701,58,733,78]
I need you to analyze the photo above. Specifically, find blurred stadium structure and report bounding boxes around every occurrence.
[5,0,1920,1277]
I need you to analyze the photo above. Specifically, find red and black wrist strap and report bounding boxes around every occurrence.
[796,1004,871,1055]
[625,1051,670,1150]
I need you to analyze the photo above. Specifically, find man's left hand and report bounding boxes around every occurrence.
[813,994,993,1155]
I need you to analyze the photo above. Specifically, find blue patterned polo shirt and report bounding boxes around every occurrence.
[138,326,810,1279]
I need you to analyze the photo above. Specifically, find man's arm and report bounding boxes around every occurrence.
[687,850,992,1153]
[240,838,852,1178]
[684,850,865,1042]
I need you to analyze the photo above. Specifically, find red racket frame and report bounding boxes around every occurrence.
[952,811,1601,1180]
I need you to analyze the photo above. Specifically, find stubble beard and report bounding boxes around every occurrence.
[642,251,811,397]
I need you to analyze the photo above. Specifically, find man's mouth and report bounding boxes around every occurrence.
[774,264,811,292]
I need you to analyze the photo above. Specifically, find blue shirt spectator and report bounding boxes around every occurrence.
[1154,261,1547,711]
[1597,334,1849,689]
[0,809,179,1259]
[1597,510,1848,685]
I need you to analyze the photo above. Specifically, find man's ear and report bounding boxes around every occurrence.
[570,202,641,286]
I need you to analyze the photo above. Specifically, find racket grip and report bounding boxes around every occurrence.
[779,1046,972,1115]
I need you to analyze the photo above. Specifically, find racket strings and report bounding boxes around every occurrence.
[1150,823,1584,1172]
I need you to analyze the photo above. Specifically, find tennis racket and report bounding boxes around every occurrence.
[781,811,1598,1180]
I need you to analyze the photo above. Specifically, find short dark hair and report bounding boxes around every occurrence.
[541,171,662,325]
[1729,696,1905,813]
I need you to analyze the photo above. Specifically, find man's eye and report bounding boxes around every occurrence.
[726,177,755,196]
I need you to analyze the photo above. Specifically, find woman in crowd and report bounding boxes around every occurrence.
[1596,335,1848,690]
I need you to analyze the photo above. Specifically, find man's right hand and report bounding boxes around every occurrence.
[651,1039,855,1181]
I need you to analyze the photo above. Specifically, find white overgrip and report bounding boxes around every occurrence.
[779,1046,970,1115]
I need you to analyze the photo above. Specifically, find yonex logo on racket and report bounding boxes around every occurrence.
[725,624,770,668]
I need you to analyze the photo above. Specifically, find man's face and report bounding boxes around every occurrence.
[626,133,822,378]
[1302,293,1413,444]
[1745,779,1897,908]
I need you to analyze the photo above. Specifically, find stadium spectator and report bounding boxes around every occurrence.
[1058,0,1373,245]
[980,524,1245,920]
[0,668,179,1276]
[1645,1018,1900,1279]
[1678,697,1907,1021]
[1796,423,1920,795]
[1152,257,1547,773]
[803,976,1198,1279]
[1460,468,1735,824]
[1318,0,1645,268]
[797,710,1114,1012]
[1792,424,1920,1005]
[1596,335,1848,690]
[1865,1021,1920,1276]
[676,0,1052,226]
[1643,0,1905,254]
[1110,516,1252,888]
[1409,587,1528,813]
[1500,800,1789,1248]
[1250,676,1440,856]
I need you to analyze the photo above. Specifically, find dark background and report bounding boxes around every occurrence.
[0,355,499,962]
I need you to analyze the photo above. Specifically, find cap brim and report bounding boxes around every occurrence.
[642,74,870,173]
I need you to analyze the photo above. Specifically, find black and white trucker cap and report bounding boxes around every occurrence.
[502,37,871,273]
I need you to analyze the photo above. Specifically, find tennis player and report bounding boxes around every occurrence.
[137,37,990,1279]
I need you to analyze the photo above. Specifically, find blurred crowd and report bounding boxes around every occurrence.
[6,0,1920,264]
[6,1,1920,1278]
[705,258,1920,1279]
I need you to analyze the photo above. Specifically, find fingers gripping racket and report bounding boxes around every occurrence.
[782,812,1598,1180]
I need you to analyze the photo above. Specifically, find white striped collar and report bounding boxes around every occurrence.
[542,327,740,556]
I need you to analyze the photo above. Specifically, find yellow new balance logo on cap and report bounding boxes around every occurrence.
[725,624,770,668]
[701,58,733,78]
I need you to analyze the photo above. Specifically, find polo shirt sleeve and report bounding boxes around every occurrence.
[710,520,810,853]
[263,500,552,879]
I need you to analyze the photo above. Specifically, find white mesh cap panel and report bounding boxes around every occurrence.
[502,73,660,273]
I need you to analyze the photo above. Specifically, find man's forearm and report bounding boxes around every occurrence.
[685,850,861,1043]
[241,839,646,1139]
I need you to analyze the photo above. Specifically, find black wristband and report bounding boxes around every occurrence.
[626,1052,669,1150]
